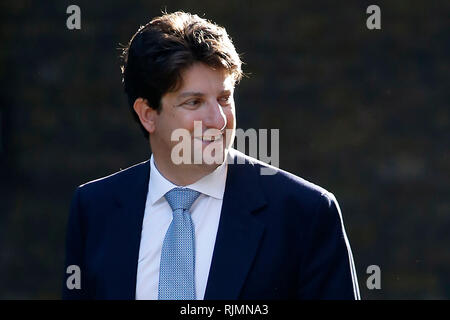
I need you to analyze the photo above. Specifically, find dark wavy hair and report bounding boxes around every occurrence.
[120,11,243,138]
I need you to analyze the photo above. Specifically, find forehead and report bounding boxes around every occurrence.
[176,62,235,93]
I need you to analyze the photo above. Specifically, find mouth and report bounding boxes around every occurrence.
[194,133,224,144]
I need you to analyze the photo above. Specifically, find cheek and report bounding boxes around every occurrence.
[225,106,236,128]
[166,109,198,132]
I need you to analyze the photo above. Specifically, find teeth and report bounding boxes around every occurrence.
[201,135,222,141]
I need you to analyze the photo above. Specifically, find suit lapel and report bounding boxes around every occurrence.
[106,160,150,299]
[204,150,267,299]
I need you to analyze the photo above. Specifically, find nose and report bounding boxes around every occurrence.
[204,100,227,131]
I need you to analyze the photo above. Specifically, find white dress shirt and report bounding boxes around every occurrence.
[135,155,227,300]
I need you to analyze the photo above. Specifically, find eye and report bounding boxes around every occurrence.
[182,99,201,108]
[218,95,231,105]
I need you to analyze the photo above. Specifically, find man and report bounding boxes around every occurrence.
[62,11,360,300]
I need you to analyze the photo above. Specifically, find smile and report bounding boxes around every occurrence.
[194,134,223,142]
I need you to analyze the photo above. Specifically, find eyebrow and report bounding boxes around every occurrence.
[177,91,204,99]
[177,89,233,100]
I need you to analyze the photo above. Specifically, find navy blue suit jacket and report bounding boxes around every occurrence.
[62,149,360,299]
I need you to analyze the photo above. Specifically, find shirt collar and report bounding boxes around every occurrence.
[148,154,228,205]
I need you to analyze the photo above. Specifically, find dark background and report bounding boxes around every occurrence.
[0,0,448,299]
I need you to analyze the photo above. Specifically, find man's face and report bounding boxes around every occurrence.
[149,62,236,171]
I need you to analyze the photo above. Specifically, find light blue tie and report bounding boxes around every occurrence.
[158,187,200,300]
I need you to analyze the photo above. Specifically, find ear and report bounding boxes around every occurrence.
[133,98,158,134]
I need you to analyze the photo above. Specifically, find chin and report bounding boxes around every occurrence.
[189,138,227,166]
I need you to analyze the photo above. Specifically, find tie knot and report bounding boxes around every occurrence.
[164,187,200,212]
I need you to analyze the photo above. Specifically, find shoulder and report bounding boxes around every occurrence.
[228,149,345,241]
[229,148,334,205]
[75,159,150,200]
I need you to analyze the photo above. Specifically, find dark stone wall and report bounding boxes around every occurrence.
[0,0,448,298]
